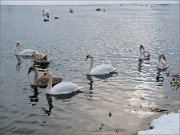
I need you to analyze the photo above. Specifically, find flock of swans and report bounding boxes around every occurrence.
[15,41,169,96]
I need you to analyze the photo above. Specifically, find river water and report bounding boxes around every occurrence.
[0,3,179,135]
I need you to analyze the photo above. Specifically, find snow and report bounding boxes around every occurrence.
[138,111,180,135]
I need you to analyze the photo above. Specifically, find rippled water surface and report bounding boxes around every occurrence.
[0,4,180,135]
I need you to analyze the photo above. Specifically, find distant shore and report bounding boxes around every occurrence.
[1,0,179,6]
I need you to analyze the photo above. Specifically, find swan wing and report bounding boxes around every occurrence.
[157,62,169,70]
[19,49,38,56]
[90,64,116,75]
[50,82,81,95]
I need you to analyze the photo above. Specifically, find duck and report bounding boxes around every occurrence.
[28,67,63,88]
[32,51,49,64]
[15,41,38,57]
[69,8,74,13]
[46,71,82,95]
[139,45,150,60]
[157,54,169,70]
[85,54,116,75]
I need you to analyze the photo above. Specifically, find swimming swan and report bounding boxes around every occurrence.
[28,67,63,88]
[46,71,82,95]
[157,54,169,70]
[85,54,116,75]
[139,45,150,60]
[16,41,38,57]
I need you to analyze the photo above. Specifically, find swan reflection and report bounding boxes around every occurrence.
[16,56,22,71]
[156,71,164,83]
[29,86,39,106]
[87,72,118,80]
[138,59,143,72]
[43,91,81,116]
[42,94,53,116]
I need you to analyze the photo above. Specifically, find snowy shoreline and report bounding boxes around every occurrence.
[138,111,180,135]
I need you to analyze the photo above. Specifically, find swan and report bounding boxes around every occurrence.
[85,54,116,75]
[32,51,49,64]
[139,45,150,60]
[28,67,63,88]
[46,71,82,95]
[157,54,169,70]
[16,41,38,57]
[42,9,50,18]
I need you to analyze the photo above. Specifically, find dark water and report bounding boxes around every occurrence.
[0,4,179,135]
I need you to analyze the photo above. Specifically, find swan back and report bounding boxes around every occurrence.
[90,64,116,75]
[46,82,81,95]
[16,42,38,57]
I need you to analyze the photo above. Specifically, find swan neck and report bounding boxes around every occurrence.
[16,46,20,55]
[47,74,53,91]
[89,57,94,72]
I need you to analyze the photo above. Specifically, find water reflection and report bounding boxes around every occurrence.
[42,94,53,116]
[87,72,117,80]
[86,75,94,90]
[43,91,81,116]
[156,71,164,83]
[85,75,94,97]
[16,56,22,71]
[138,59,150,72]
[138,59,143,72]
[29,86,39,106]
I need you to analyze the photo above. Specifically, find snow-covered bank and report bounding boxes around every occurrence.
[138,111,180,135]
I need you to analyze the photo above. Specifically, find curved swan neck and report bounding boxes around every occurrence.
[47,73,53,91]
[89,56,94,72]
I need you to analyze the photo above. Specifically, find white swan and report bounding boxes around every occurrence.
[42,9,50,18]
[16,41,38,57]
[28,67,63,88]
[139,45,150,60]
[157,54,169,70]
[46,71,82,95]
[85,54,116,75]
[32,51,49,64]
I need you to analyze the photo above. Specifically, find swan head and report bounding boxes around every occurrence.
[16,41,20,47]
[85,54,93,61]
[158,54,166,61]
[28,66,35,75]
[140,45,144,50]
